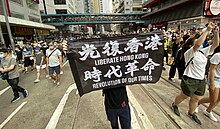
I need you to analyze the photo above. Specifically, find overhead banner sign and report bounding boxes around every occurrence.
[67,33,164,96]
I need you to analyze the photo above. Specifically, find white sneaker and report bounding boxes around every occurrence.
[195,106,199,113]
[53,80,57,84]
[56,82,60,86]
[34,79,40,83]
[203,110,218,122]
[46,75,50,78]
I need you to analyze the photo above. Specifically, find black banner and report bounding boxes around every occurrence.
[67,33,164,96]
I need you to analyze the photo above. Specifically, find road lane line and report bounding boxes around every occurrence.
[45,83,76,129]
[127,87,155,129]
[0,101,27,129]
[0,86,10,96]
[130,103,142,129]
[63,60,68,66]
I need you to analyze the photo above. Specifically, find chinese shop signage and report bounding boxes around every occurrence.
[67,33,164,96]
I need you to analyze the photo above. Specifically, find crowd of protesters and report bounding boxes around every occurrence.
[0,39,65,103]
[162,22,220,125]
[1,22,220,128]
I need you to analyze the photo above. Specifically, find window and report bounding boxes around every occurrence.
[29,16,40,23]
[10,0,22,5]
[54,0,66,5]
[26,0,38,10]
[56,9,67,14]
[11,12,25,19]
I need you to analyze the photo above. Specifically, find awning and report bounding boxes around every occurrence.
[146,1,203,24]
[0,15,55,30]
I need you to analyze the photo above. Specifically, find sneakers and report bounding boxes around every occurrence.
[34,79,40,83]
[23,90,29,98]
[56,82,60,86]
[168,77,175,82]
[11,96,21,103]
[188,112,202,125]
[171,103,180,116]
[46,75,50,78]
[203,109,218,122]
[195,106,199,113]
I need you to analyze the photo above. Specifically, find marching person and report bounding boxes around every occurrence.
[171,23,219,125]
[197,28,220,122]
[0,48,28,103]
[46,41,62,86]
[33,46,49,83]
[61,40,131,129]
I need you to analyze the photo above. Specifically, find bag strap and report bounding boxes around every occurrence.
[48,49,57,58]
[185,50,204,68]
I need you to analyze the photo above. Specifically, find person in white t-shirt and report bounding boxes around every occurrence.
[171,23,219,125]
[197,45,220,122]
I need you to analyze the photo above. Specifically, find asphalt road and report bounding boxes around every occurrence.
[0,63,220,129]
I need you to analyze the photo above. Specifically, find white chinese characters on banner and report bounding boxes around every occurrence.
[84,67,102,82]
[102,41,124,56]
[104,65,123,78]
[79,35,162,83]
[144,34,163,50]
[140,58,160,75]
[125,60,139,77]
[78,44,101,61]
[124,38,143,53]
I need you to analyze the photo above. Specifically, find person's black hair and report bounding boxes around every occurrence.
[0,48,9,53]
[180,37,195,60]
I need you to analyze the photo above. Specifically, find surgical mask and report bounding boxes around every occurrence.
[0,53,4,59]
[35,50,39,53]
[49,46,54,49]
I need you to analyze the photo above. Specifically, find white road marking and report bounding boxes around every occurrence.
[130,103,142,129]
[45,83,76,129]
[0,101,27,129]
[63,60,68,66]
[127,87,155,129]
[0,86,10,96]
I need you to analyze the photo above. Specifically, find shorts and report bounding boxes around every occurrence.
[207,77,220,88]
[49,65,60,75]
[181,76,206,97]
[36,64,47,70]
[24,57,30,67]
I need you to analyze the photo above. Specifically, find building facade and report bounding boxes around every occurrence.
[0,0,55,47]
[39,0,76,14]
[112,0,142,13]
[142,0,220,30]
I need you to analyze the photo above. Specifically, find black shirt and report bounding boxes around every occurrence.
[103,86,129,109]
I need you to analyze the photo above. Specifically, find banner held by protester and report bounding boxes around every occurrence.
[67,33,164,96]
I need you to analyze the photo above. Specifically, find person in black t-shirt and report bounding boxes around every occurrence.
[103,86,131,129]
[61,40,131,129]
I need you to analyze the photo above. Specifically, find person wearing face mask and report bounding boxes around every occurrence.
[46,41,62,86]
[0,48,28,103]
[33,46,49,83]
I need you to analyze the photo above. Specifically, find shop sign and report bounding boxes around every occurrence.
[204,0,220,16]
[14,27,33,36]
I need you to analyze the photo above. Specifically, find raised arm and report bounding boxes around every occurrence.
[210,25,219,52]
[193,22,215,52]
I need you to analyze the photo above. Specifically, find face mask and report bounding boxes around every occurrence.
[0,53,4,59]
[49,46,54,49]
[35,50,39,53]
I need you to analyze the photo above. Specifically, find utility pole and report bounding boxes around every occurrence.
[43,0,47,14]
[2,0,15,53]
[0,25,6,48]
